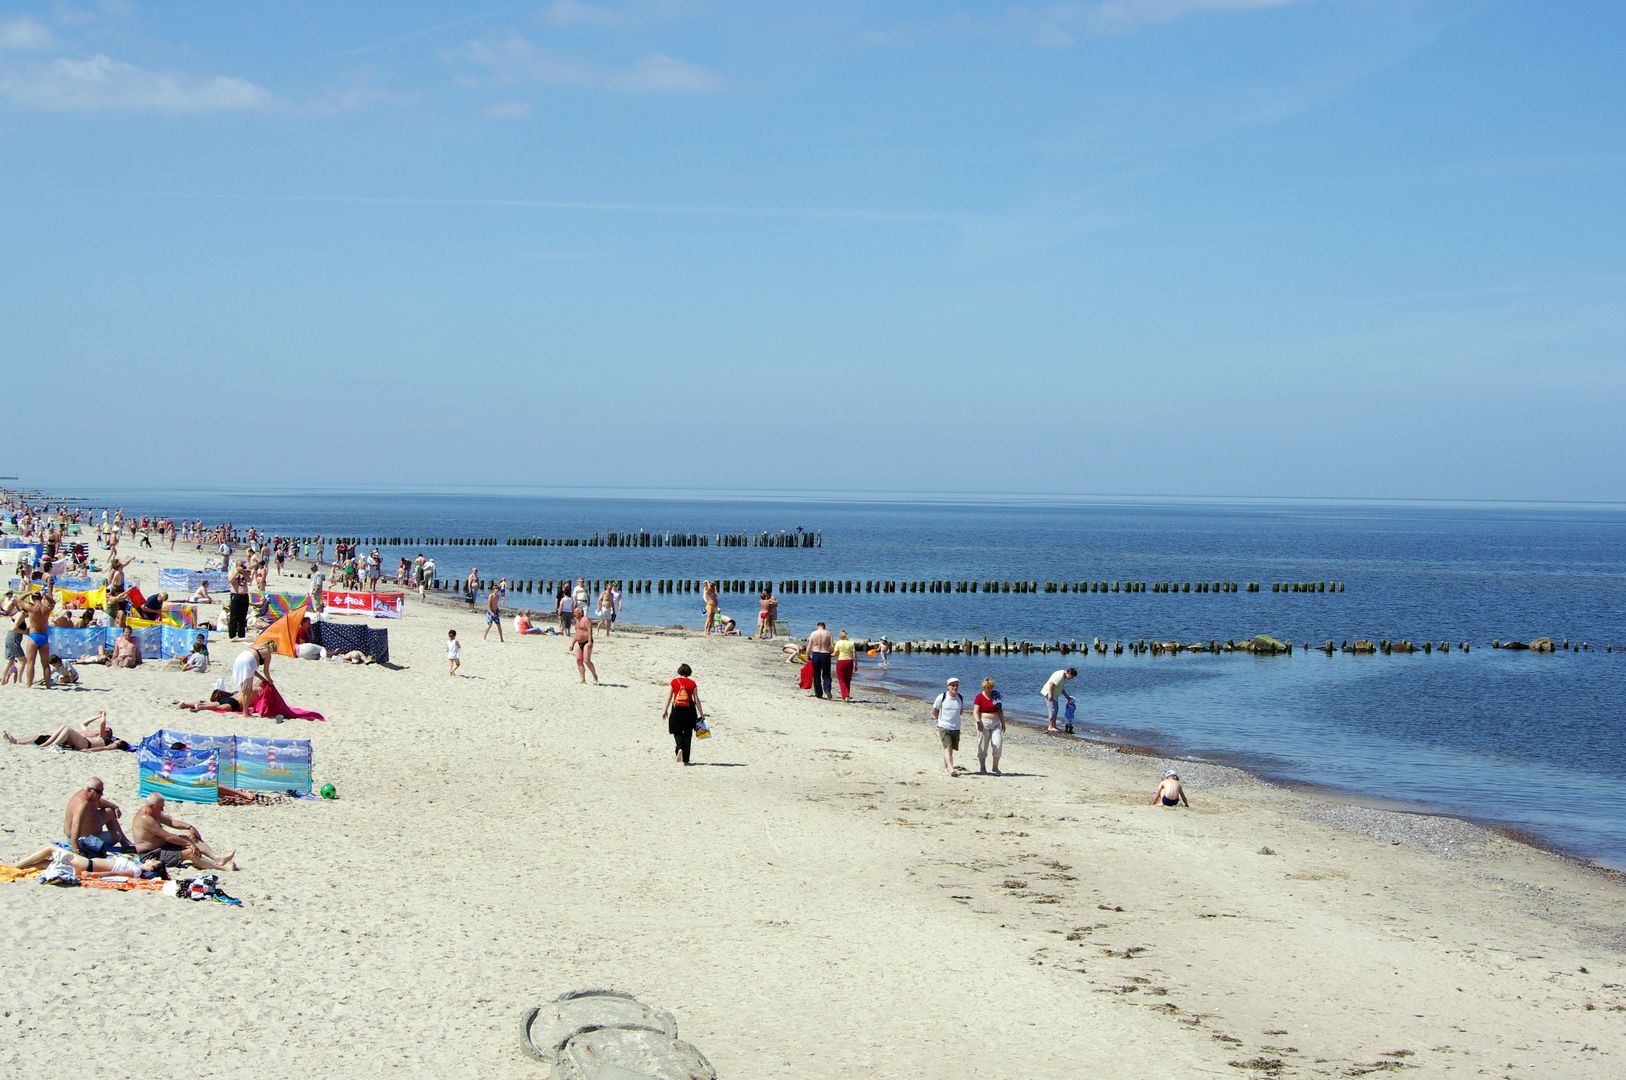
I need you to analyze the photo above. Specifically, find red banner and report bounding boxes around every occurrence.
[322,591,405,618]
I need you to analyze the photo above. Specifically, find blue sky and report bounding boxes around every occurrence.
[3,0,1623,501]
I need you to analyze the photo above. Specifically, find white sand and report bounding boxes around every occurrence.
[2,541,1624,1077]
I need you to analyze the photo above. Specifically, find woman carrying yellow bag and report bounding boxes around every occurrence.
[662,663,708,765]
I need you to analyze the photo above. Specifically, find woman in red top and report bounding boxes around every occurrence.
[973,677,1005,775]
[662,663,705,765]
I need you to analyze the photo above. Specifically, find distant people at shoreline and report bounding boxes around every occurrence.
[806,622,834,699]
[974,677,1004,775]
[931,677,965,777]
[1040,667,1077,734]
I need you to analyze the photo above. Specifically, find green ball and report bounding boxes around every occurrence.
[320,783,336,800]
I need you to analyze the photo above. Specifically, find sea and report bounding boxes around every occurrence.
[25,486,1626,869]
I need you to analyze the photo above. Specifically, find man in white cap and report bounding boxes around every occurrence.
[931,677,966,777]
[1152,769,1189,807]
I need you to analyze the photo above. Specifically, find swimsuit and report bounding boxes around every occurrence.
[27,630,47,648]
[1161,795,1180,806]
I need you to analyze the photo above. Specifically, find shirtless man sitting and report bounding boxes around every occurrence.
[62,776,135,857]
[132,793,237,871]
[110,627,142,668]
[1152,770,1190,808]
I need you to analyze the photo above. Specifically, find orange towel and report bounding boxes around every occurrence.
[0,864,41,883]
[79,875,166,891]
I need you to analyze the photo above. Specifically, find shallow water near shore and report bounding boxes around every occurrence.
[30,485,1626,867]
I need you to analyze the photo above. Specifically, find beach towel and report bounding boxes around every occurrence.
[799,660,814,690]
[79,875,166,892]
[247,681,326,723]
[0,864,41,884]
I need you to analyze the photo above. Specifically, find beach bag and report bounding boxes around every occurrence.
[1064,701,1077,722]
[799,661,813,690]
[694,718,711,739]
[673,683,693,707]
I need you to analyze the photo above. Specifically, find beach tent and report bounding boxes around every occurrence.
[255,601,310,657]
[138,730,312,798]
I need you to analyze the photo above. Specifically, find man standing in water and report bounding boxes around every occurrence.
[1039,667,1077,734]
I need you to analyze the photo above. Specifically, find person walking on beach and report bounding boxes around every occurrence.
[446,630,461,676]
[974,677,1005,775]
[833,630,858,702]
[661,662,705,765]
[596,582,615,640]
[483,584,504,642]
[227,559,251,641]
[1152,770,1190,807]
[465,568,479,607]
[556,584,575,640]
[931,677,965,777]
[806,622,834,699]
[309,562,326,614]
[702,580,718,635]
[1039,667,1077,734]
[572,608,599,684]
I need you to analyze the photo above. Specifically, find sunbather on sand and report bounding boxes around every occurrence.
[13,845,165,878]
[5,710,130,752]
[132,793,238,871]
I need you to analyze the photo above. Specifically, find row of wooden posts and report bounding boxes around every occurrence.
[389,577,1345,597]
[304,531,822,549]
[864,638,1616,655]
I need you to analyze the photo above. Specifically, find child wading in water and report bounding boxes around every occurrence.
[446,629,461,676]
[662,663,705,765]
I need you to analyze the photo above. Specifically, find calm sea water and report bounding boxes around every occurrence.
[40,486,1626,868]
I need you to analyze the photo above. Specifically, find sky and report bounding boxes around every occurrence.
[2,0,1623,502]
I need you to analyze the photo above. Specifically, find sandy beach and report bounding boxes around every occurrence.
[3,538,1624,1078]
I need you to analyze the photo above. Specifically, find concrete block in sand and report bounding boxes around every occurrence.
[522,989,715,1079]
[554,1025,716,1080]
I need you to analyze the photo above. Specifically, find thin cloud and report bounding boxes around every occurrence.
[0,15,53,50]
[870,0,1315,47]
[1090,0,1312,29]
[454,34,727,95]
[141,189,960,225]
[539,1,687,28]
[481,98,533,119]
[325,0,531,60]
[0,53,274,112]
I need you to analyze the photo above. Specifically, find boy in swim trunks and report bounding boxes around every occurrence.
[1152,770,1190,807]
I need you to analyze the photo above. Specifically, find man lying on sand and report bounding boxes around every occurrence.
[132,793,238,871]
